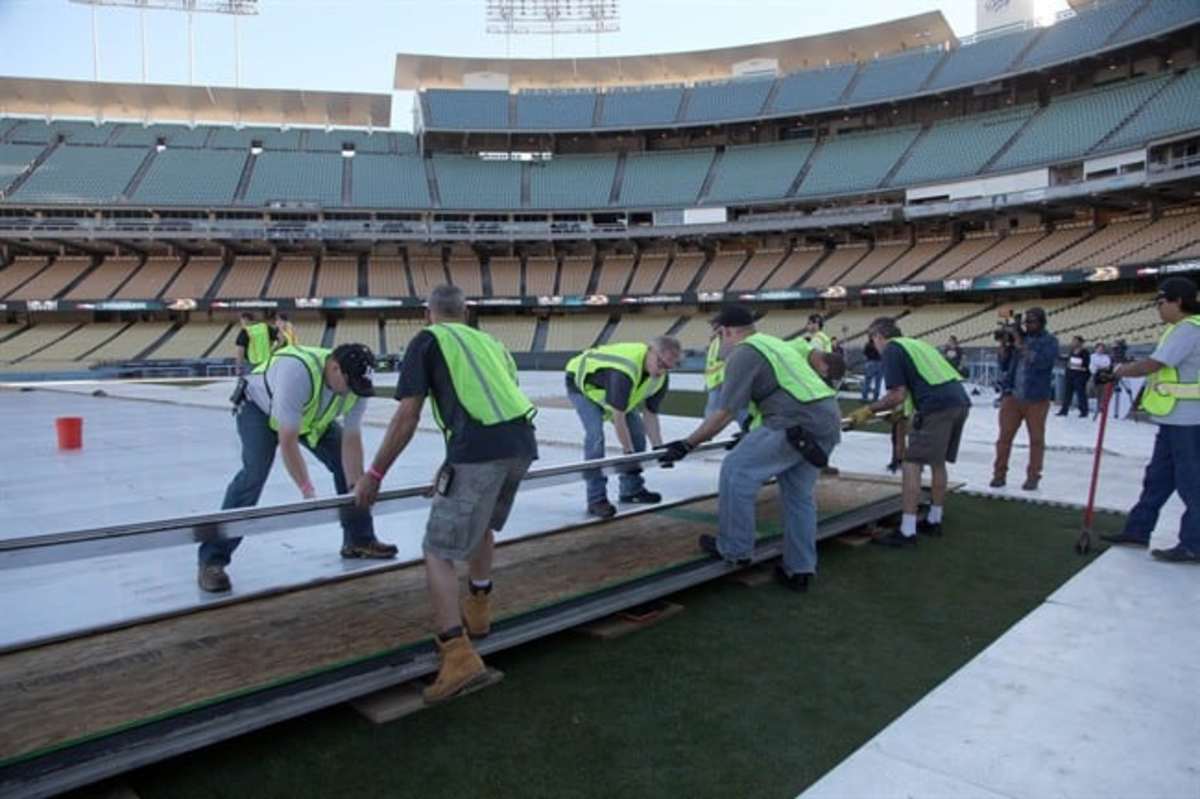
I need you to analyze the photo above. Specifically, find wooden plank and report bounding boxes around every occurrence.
[723,564,777,586]
[351,668,505,725]
[575,600,684,640]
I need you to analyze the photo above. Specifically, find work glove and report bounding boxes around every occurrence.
[846,406,876,429]
[658,439,694,465]
[725,430,746,451]
[885,409,907,426]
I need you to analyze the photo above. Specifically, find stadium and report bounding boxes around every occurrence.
[0,0,1198,796]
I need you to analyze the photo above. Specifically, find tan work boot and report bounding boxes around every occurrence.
[423,633,488,704]
[462,590,491,638]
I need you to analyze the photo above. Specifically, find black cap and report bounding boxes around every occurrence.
[1157,276,1198,304]
[808,313,824,325]
[331,343,376,397]
[710,304,756,328]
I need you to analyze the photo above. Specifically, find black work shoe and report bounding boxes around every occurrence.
[989,477,1006,488]
[1150,544,1200,564]
[1099,532,1149,548]
[1055,411,1068,417]
[698,534,751,566]
[917,519,943,537]
[1022,478,1039,491]
[885,461,900,474]
[341,540,399,559]
[198,564,231,593]
[774,564,811,592]
[619,489,662,504]
[871,530,918,548]
[587,500,617,519]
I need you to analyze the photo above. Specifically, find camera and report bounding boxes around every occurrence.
[993,310,1023,345]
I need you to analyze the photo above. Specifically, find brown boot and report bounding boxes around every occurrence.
[462,588,492,639]
[423,633,488,704]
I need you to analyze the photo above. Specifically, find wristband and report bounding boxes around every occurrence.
[366,466,386,481]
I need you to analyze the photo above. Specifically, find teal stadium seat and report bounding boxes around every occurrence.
[1109,0,1200,47]
[241,151,343,207]
[516,92,597,130]
[433,154,521,209]
[529,154,618,209]
[1017,0,1142,70]
[848,50,944,103]
[798,126,920,196]
[424,89,510,130]
[1105,67,1200,151]
[349,154,430,208]
[891,106,1036,186]
[706,139,814,203]
[302,129,395,154]
[131,149,246,205]
[208,126,301,150]
[685,78,774,123]
[600,86,684,127]
[0,144,44,189]
[768,64,857,114]
[111,124,211,148]
[927,29,1039,92]
[618,149,713,206]
[9,145,144,203]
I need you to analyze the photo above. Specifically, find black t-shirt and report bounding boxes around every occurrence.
[565,368,668,413]
[863,340,881,362]
[882,342,970,414]
[235,326,280,348]
[396,330,538,464]
[1067,348,1091,373]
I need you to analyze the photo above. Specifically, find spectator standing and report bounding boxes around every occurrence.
[942,336,965,376]
[234,312,279,374]
[1058,336,1091,417]
[861,338,883,402]
[991,307,1059,491]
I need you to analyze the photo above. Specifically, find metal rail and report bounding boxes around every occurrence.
[0,441,732,571]
[0,485,903,799]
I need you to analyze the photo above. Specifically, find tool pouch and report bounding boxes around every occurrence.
[229,377,248,414]
[786,425,829,468]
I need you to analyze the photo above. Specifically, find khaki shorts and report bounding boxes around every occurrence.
[904,405,969,467]
[424,457,532,561]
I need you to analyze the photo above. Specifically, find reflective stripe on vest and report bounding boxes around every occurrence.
[245,322,272,366]
[426,322,536,435]
[1141,316,1200,416]
[705,336,725,390]
[565,342,664,418]
[255,345,358,448]
[741,333,835,430]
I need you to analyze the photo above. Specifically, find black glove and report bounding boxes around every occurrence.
[725,430,746,450]
[1094,369,1116,385]
[659,439,694,465]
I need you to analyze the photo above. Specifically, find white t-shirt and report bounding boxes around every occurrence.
[245,356,366,434]
[1149,320,1200,427]
[1090,353,1112,373]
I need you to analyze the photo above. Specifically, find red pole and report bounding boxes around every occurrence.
[1084,381,1116,531]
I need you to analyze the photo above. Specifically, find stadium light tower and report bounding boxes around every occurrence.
[69,0,259,86]
[486,0,619,58]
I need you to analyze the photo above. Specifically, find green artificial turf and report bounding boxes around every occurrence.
[122,494,1119,799]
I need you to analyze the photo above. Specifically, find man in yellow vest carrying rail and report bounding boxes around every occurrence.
[355,284,538,702]
[202,341,398,592]
[566,335,682,518]
[659,305,842,591]
[234,311,279,374]
[1099,277,1200,563]
[847,317,970,547]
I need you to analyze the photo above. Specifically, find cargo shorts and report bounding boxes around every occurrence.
[423,457,533,561]
[904,405,970,467]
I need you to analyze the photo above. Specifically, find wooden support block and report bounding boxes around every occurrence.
[575,600,684,640]
[833,530,877,548]
[78,782,140,799]
[351,668,504,724]
[724,564,775,587]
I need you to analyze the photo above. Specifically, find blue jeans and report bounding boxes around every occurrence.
[1061,372,1089,415]
[717,426,821,576]
[862,361,882,402]
[200,403,377,566]
[1123,424,1200,552]
[567,389,646,505]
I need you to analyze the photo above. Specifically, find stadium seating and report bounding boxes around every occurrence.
[685,78,773,123]
[6,256,91,300]
[671,315,715,351]
[0,322,85,368]
[85,322,173,363]
[824,306,908,342]
[797,126,920,196]
[801,244,866,288]
[870,239,952,285]
[446,254,484,296]
[0,144,43,187]
[1015,223,1094,272]
[1035,216,1152,272]
[264,256,316,298]
[953,228,1046,278]
[836,241,910,287]
[992,74,1169,172]
[625,252,669,294]
[1105,67,1200,151]
[912,233,1003,282]
[1109,0,1200,46]
[618,149,713,207]
[926,28,1039,92]
[489,256,521,296]
[705,139,813,203]
[283,318,329,348]
[898,303,993,346]
[22,322,123,364]
[64,256,140,300]
[478,316,537,352]
[516,92,597,130]
[657,252,705,293]
[768,64,857,115]
[164,256,223,299]
[132,150,245,205]
[593,253,635,295]
[314,256,359,297]
[524,256,558,296]
[558,255,595,296]
[433,155,521,209]
[114,256,182,299]
[350,154,430,208]
[760,247,823,289]
[529,154,617,209]
[848,49,944,104]
[599,86,684,127]
[697,250,749,291]
[608,314,678,344]
[1016,0,1142,70]
[303,129,395,154]
[543,315,607,351]
[753,309,815,339]
[1113,209,1200,264]
[146,321,232,360]
[368,255,410,297]
[891,106,1036,186]
[727,249,787,291]
[383,318,426,354]
[216,256,271,298]
[10,146,144,204]
[333,318,379,349]
[408,251,445,297]
[208,126,301,150]
[111,124,210,148]
[0,256,49,298]
[423,89,510,130]
[242,152,343,207]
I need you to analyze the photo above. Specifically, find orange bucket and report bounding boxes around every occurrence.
[55,417,83,450]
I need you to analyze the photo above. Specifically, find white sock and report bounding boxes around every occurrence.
[927,505,943,524]
[901,513,917,537]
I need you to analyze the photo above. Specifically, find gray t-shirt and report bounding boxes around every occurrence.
[245,356,366,434]
[717,344,842,453]
[1149,320,1200,427]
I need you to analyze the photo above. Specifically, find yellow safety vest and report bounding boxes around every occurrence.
[705,336,725,390]
[566,342,664,419]
[245,322,272,366]
[741,333,834,430]
[425,322,536,437]
[1141,316,1200,416]
[889,337,962,417]
[255,345,358,448]
[807,331,832,352]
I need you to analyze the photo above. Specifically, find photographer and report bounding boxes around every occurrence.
[991,307,1059,491]
[1058,336,1090,418]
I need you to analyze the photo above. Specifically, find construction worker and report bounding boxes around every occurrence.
[847,317,970,547]
[234,311,278,373]
[804,313,832,352]
[1100,277,1200,563]
[704,326,727,417]
[202,341,397,593]
[355,284,538,701]
[659,304,842,591]
[275,313,298,347]
[566,335,681,518]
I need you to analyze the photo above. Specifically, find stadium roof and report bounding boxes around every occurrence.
[393,12,955,90]
[0,76,392,128]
